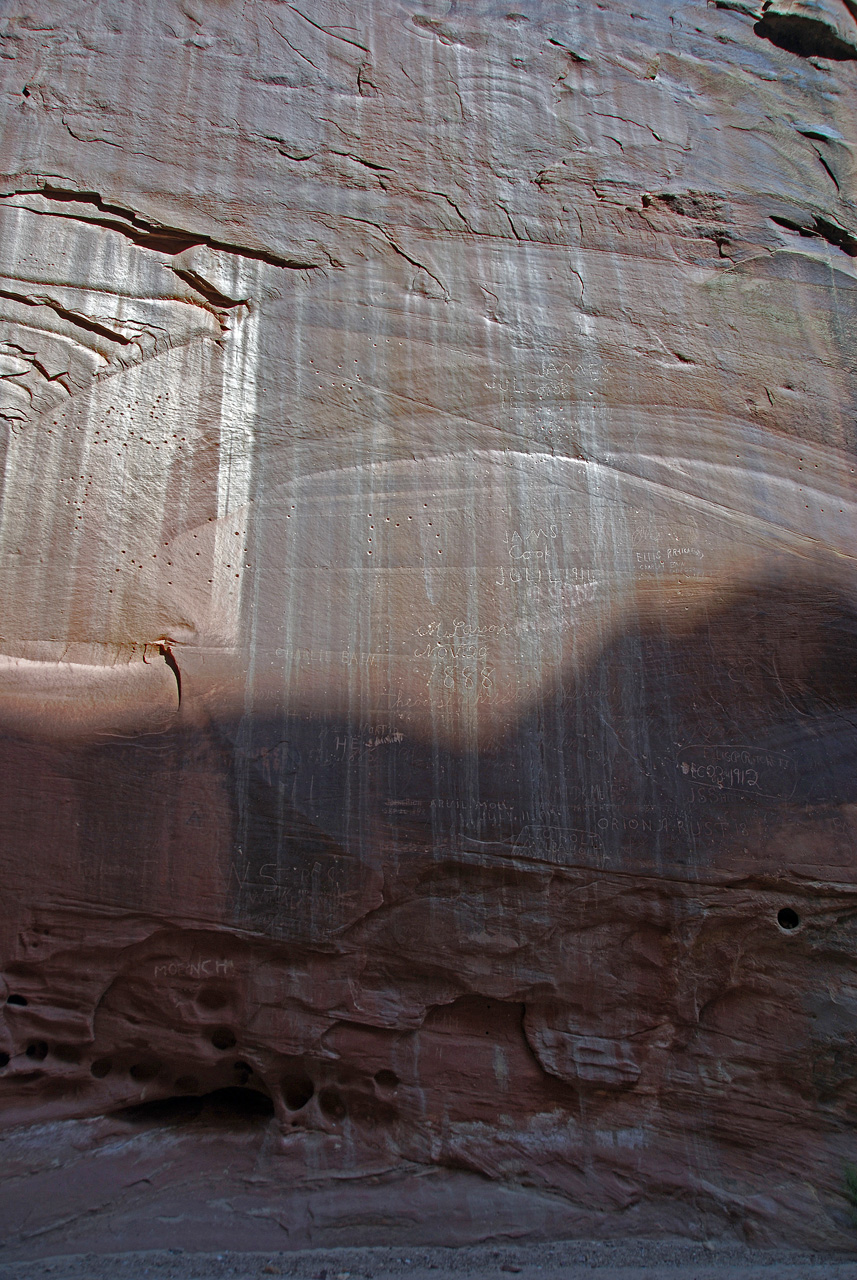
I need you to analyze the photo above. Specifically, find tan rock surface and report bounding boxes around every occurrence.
[2,0,857,1256]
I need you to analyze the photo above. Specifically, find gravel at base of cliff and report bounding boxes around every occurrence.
[3,1240,857,1280]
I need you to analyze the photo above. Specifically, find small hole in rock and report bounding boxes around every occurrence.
[778,907,801,931]
[374,1068,400,1093]
[318,1086,347,1120]
[129,1060,162,1081]
[281,1071,315,1111]
[26,1040,48,1061]
[91,1057,113,1078]
[0,1053,9,1068]
[211,1027,237,1051]
[6,994,27,1006]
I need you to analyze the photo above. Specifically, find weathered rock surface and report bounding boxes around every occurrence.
[2,0,857,1256]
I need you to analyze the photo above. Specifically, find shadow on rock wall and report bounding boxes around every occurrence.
[1,578,857,1242]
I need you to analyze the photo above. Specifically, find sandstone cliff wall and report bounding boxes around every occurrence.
[2,0,857,1254]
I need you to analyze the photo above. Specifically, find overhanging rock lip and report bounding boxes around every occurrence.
[0,649,181,738]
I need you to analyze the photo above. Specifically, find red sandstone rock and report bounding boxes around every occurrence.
[1,0,857,1256]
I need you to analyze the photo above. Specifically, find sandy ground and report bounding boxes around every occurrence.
[3,1241,857,1280]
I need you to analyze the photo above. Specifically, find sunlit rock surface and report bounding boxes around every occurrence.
[2,0,857,1255]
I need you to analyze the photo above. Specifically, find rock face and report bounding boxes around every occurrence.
[2,0,857,1255]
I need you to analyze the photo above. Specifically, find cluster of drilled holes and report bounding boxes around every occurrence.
[110,527,249,591]
[365,508,442,555]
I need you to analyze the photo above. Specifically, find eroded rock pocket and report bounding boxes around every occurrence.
[115,1085,275,1128]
